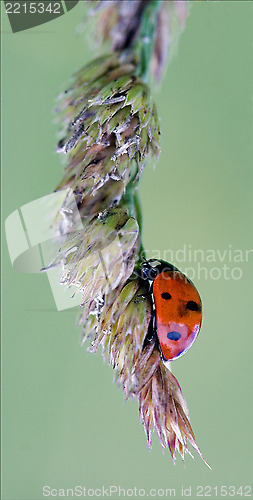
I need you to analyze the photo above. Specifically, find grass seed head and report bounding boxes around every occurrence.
[56,53,160,215]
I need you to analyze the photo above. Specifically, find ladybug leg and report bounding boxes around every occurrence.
[143,309,156,347]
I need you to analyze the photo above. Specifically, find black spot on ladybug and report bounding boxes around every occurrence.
[186,301,201,312]
[161,292,171,300]
[167,331,181,341]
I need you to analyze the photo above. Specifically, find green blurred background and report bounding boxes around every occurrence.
[2,2,252,499]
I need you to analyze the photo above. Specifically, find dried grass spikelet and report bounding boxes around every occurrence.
[51,206,139,314]
[93,0,148,52]
[152,1,189,82]
[131,339,210,467]
[55,53,160,215]
[91,0,190,82]
[86,277,152,395]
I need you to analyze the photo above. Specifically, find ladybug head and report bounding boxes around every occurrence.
[140,259,179,282]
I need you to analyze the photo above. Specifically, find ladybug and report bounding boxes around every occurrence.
[141,259,202,363]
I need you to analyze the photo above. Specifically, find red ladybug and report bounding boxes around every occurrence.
[141,260,202,362]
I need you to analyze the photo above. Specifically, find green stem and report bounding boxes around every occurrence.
[121,183,146,267]
[121,183,135,219]
[134,0,163,83]
[134,190,146,265]
[122,2,162,264]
